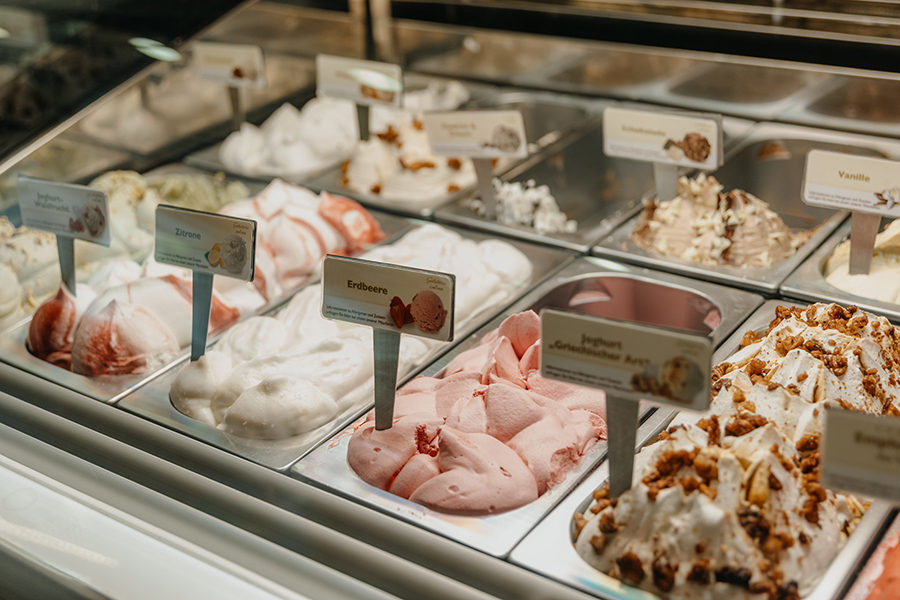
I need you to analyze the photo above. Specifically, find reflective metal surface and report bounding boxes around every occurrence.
[118,226,574,471]
[594,123,900,294]
[511,299,895,600]
[784,76,900,138]
[293,258,761,557]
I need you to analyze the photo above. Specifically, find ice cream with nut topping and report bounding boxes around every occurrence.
[574,303,899,598]
[631,174,813,268]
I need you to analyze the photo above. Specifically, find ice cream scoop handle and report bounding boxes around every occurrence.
[191,272,214,362]
[653,162,678,203]
[56,236,76,297]
[473,158,496,220]
[849,211,880,275]
[373,328,401,430]
[607,397,640,498]
[356,104,370,141]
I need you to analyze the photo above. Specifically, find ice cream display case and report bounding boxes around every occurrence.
[118,223,574,470]
[512,299,896,600]
[593,123,900,295]
[294,257,762,557]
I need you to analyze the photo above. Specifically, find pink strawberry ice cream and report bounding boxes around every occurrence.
[347,310,607,515]
[410,290,447,333]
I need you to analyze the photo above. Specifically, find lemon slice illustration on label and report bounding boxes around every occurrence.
[206,243,222,267]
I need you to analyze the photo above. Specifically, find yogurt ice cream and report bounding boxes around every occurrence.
[467,178,577,235]
[348,310,607,515]
[824,219,900,304]
[631,174,812,268]
[410,290,447,333]
[169,224,534,439]
[575,303,897,598]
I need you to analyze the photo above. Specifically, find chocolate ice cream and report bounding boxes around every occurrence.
[410,290,447,333]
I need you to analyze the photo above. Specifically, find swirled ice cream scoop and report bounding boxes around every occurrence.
[631,174,812,268]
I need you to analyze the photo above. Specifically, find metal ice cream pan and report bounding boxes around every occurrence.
[781,219,900,325]
[435,122,652,252]
[593,122,900,295]
[0,208,415,405]
[184,73,497,188]
[291,257,763,558]
[510,299,895,600]
[518,44,700,102]
[116,226,575,471]
[654,60,833,121]
[781,76,900,140]
[407,29,586,84]
[302,86,597,219]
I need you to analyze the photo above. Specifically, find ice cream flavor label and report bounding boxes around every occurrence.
[155,205,256,281]
[316,55,402,107]
[17,175,111,246]
[322,255,455,342]
[540,309,712,410]
[602,107,723,170]
[803,150,900,217]
[194,42,266,88]
[422,111,528,159]
[822,408,900,504]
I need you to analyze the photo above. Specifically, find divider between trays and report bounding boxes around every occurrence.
[508,299,896,600]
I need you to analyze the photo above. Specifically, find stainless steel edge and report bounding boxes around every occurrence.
[781,220,900,324]
[0,364,600,600]
[116,225,575,471]
[0,207,416,405]
[510,298,895,600]
[291,257,762,557]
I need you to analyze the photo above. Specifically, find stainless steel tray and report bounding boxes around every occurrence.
[510,298,896,600]
[407,28,586,84]
[291,257,763,558]
[435,122,651,252]
[303,87,597,218]
[782,75,900,139]
[654,60,833,121]
[117,226,575,471]
[0,206,415,404]
[519,44,699,102]
[184,73,496,186]
[593,122,900,294]
[844,512,900,600]
[781,219,900,324]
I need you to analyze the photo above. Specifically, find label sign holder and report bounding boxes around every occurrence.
[155,205,257,361]
[822,407,900,504]
[539,308,712,497]
[194,41,266,131]
[17,175,111,297]
[422,110,528,221]
[316,54,403,142]
[322,254,455,430]
[802,149,900,275]
[602,107,724,204]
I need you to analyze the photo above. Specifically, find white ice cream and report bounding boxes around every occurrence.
[170,224,534,439]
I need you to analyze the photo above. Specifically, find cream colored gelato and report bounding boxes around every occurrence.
[824,218,900,304]
[575,303,896,599]
[631,174,811,268]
